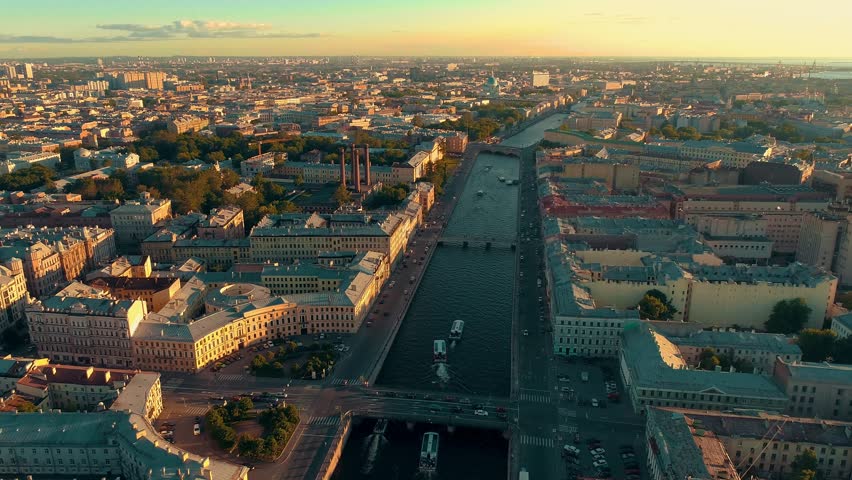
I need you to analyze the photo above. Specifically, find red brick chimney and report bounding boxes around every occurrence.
[363,145,371,186]
[339,147,346,187]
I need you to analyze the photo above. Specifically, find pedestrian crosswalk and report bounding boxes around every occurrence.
[520,392,551,404]
[558,424,578,433]
[520,434,555,447]
[213,373,251,382]
[178,405,210,416]
[327,377,363,386]
[308,415,341,426]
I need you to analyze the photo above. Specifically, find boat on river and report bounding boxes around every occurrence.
[449,320,464,340]
[419,432,440,472]
[433,340,447,363]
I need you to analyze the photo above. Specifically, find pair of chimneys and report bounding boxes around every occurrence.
[339,145,371,192]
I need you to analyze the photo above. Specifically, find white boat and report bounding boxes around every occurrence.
[498,176,506,182]
[449,320,464,340]
[433,340,447,363]
[419,432,440,472]
[476,190,484,196]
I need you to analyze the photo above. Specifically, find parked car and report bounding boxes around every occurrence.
[473,409,488,416]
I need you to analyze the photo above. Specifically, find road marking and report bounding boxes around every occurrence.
[308,415,341,426]
[558,424,577,433]
[520,434,554,447]
[520,393,551,404]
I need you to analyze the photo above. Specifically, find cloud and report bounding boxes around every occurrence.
[0,34,73,43]
[95,20,320,39]
[0,20,322,43]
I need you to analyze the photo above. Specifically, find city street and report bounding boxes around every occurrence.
[513,146,563,480]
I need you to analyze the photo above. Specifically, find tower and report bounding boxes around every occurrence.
[339,147,346,187]
[363,145,371,186]
[351,144,361,193]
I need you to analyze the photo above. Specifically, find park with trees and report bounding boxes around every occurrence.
[205,398,300,461]
[250,342,338,380]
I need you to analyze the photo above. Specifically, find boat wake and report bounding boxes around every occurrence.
[434,363,450,384]
[360,432,387,475]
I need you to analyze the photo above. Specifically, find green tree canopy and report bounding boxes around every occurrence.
[797,329,838,362]
[637,290,676,320]
[765,298,812,334]
[333,183,352,206]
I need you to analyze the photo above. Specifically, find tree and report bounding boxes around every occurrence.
[765,299,812,334]
[789,450,819,480]
[294,174,304,187]
[637,290,676,320]
[333,183,351,206]
[16,401,38,413]
[797,329,837,362]
[833,336,852,364]
[638,295,669,320]
[698,348,721,370]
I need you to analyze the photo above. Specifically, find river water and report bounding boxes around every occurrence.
[333,113,567,480]
[376,113,567,397]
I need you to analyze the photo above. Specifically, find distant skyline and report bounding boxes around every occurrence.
[0,0,849,59]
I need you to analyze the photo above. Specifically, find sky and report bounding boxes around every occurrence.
[0,0,849,59]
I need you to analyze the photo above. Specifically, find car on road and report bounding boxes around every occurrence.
[563,445,580,456]
[452,406,464,413]
[459,398,472,405]
[193,424,201,436]
[496,412,508,419]
[495,406,506,413]
[366,321,372,327]
[406,393,417,399]
[444,395,457,402]
[591,398,599,407]
[473,409,488,416]
[522,329,529,336]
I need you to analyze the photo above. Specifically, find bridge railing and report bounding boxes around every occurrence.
[314,410,353,480]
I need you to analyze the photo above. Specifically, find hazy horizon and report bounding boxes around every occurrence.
[1,0,849,59]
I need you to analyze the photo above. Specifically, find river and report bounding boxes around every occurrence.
[330,114,567,480]
[375,112,567,397]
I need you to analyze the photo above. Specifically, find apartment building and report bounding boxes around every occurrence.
[620,323,789,414]
[87,276,181,312]
[249,210,419,265]
[4,361,162,421]
[667,329,802,375]
[0,411,248,480]
[0,262,31,333]
[645,407,741,480]
[574,252,836,329]
[772,357,852,420]
[674,184,831,254]
[197,205,245,240]
[647,140,772,169]
[240,152,277,178]
[133,252,388,373]
[26,296,146,368]
[109,194,172,249]
[165,115,209,134]
[695,215,773,262]
[172,238,251,270]
[831,312,852,339]
[651,407,852,480]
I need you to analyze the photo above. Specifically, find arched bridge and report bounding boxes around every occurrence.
[438,234,518,249]
[465,142,524,159]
